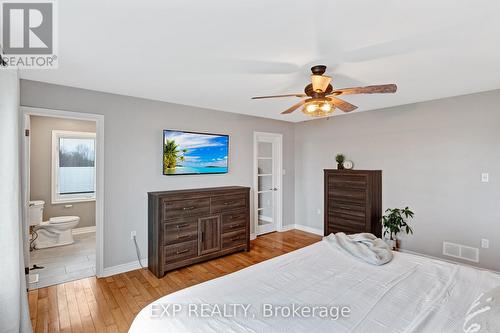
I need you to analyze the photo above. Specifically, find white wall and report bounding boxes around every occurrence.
[294,90,500,270]
[20,79,295,269]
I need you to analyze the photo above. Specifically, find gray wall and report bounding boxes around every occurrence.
[30,116,96,228]
[21,80,295,269]
[294,90,500,270]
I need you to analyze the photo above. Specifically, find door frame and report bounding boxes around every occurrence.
[21,106,105,277]
[253,131,283,236]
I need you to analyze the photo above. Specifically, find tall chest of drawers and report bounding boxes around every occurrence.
[324,170,382,237]
[148,186,250,278]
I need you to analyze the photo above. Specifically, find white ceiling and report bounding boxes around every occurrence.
[20,0,500,122]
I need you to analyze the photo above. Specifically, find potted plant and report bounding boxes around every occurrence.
[381,207,415,250]
[335,154,345,169]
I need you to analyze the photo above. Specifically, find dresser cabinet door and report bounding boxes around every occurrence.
[198,216,221,255]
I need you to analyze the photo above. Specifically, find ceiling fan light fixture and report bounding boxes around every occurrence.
[320,102,332,112]
[311,74,332,92]
[305,103,318,113]
[302,100,334,117]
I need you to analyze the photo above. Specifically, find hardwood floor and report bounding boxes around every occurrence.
[29,229,321,333]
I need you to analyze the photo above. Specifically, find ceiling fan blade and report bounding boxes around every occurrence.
[311,75,332,92]
[281,100,306,114]
[327,97,358,112]
[332,84,397,95]
[251,93,306,99]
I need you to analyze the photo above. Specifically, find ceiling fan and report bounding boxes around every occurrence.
[251,65,397,117]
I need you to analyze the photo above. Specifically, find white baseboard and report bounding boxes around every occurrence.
[279,224,295,232]
[293,224,323,236]
[250,233,257,240]
[72,226,96,235]
[101,258,148,277]
[277,224,323,236]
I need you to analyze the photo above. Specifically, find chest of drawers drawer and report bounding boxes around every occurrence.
[164,240,198,263]
[221,211,247,233]
[162,198,210,220]
[163,219,198,245]
[222,229,247,249]
[211,194,247,213]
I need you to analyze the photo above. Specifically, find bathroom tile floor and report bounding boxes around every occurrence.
[29,232,95,290]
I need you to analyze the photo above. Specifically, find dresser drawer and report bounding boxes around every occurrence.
[163,198,210,220]
[329,214,367,229]
[331,200,366,213]
[327,175,367,189]
[221,211,247,233]
[164,240,198,263]
[163,219,198,245]
[222,229,246,249]
[328,188,366,204]
[211,194,247,213]
[327,222,365,235]
[328,207,366,219]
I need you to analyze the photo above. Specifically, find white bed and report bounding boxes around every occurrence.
[130,238,500,333]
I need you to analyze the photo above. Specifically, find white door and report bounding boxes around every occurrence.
[254,132,282,235]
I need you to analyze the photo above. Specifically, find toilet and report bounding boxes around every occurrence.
[29,200,80,249]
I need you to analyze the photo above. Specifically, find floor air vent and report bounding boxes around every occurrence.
[442,242,479,262]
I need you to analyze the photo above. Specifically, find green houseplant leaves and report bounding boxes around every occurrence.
[382,207,415,241]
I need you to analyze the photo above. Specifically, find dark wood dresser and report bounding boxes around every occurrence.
[148,186,250,278]
[324,170,382,237]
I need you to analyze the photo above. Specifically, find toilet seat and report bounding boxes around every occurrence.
[48,216,80,224]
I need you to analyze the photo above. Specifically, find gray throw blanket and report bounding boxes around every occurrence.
[324,232,393,265]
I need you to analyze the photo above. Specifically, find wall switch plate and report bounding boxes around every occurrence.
[316,208,322,215]
[130,231,137,240]
[481,173,489,183]
[481,239,490,249]
[283,169,286,175]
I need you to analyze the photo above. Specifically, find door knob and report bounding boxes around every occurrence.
[272,188,278,191]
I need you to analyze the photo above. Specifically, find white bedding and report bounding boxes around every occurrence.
[130,239,500,333]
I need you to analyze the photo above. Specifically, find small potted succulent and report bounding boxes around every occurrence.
[382,207,415,251]
[335,154,345,169]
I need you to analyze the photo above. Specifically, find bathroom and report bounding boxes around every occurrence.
[27,115,96,289]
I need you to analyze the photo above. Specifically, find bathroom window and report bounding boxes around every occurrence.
[52,130,96,203]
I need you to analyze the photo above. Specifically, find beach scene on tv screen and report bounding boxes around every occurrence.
[163,130,229,175]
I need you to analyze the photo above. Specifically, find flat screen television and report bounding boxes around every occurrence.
[163,130,229,175]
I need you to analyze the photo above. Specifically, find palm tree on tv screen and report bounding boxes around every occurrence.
[163,140,188,172]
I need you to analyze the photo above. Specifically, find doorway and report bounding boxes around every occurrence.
[253,132,283,235]
[21,107,104,288]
